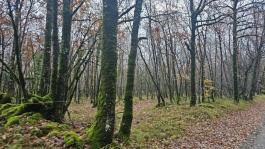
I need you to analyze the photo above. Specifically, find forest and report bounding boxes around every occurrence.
[0,0,265,148]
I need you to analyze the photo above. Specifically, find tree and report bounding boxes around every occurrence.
[50,0,59,99]
[6,0,30,99]
[53,0,73,121]
[87,0,118,148]
[249,10,265,100]
[185,0,221,106]
[232,0,239,103]
[39,0,52,96]
[119,0,144,139]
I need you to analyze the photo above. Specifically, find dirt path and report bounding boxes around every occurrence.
[172,99,265,149]
[241,116,265,149]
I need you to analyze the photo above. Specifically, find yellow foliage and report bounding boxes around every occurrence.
[204,79,214,98]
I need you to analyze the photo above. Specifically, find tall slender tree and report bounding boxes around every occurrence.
[50,0,59,99]
[87,0,118,148]
[232,0,239,103]
[119,0,144,139]
[39,0,52,96]
[6,0,29,99]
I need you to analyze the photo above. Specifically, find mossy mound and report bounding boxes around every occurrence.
[40,122,68,134]
[4,115,20,128]
[29,94,52,103]
[0,104,25,119]
[0,93,15,104]
[3,112,43,128]
[64,131,83,149]
[0,94,53,128]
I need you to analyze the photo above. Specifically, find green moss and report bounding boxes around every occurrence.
[0,104,13,113]
[31,113,42,120]
[1,104,25,118]
[4,115,20,128]
[86,122,108,149]
[29,94,52,103]
[30,127,44,137]
[198,103,215,109]
[20,113,42,125]
[47,130,62,137]
[7,144,23,149]
[3,112,43,128]
[40,122,59,134]
[64,131,83,148]
[40,122,70,135]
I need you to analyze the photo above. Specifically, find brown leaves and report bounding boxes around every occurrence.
[173,100,265,149]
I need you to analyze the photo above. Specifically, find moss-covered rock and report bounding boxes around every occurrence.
[0,93,53,124]
[0,104,25,118]
[4,115,20,128]
[0,93,15,104]
[29,94,52,103]
[64,131,83,149]
[40,122,70,136]
[0,104,13,113]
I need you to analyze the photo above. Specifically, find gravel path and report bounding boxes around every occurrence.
[241,117,265,149]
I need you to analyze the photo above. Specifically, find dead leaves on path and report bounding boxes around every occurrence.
[173,101,265,149]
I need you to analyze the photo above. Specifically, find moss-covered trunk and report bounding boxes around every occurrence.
[50,0,59,99]
[53,0,72,122]
[118,0,143,139]
[87,0,118,148]
[39,0,52,96]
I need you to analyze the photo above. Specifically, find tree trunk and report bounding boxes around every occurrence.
[119,0,143,139]
[189,12,197,106]
[7,0,28,99]
[53,0,72,121]
[232,0,239,103]
[87,0,118,148]
[50,0,60,99]
[39,0,52,96]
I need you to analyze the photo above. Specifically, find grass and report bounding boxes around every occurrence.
[66,96,264,148]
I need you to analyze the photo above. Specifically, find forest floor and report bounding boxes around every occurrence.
[67,95,265,149]
[1,96,265,148]
[241,110,265,149]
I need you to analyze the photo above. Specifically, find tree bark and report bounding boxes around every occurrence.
[53,0,72,121]
[119,0,143,139]
[50,0,60,99]
[232,0,239,103]
[87,0,118,148]
[189,2,197,106]
[39,0,53,96]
